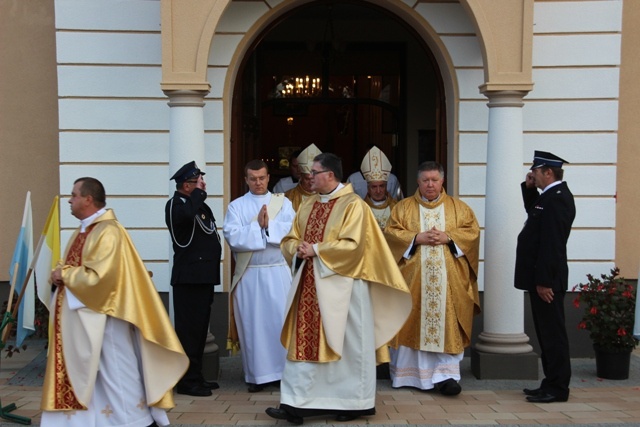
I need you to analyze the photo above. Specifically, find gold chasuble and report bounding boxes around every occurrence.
[364,194,397,230]
[281,184,412,363]
[45,226,96,410]
[41,209,188,411]
[285,184,315,212]
[384,189,480,354]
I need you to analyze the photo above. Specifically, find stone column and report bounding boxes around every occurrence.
[471,91,538,379]
[165,89,219,380]
[166,90,207,177]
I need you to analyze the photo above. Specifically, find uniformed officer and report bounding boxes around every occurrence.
[515,151,576,403]
[166,161,222,396]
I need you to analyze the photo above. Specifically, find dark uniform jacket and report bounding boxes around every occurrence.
[515,181,576,292]
[165,188,222,286]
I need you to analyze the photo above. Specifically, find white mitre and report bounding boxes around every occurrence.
[297,143,322,174]
[361,146,391,182]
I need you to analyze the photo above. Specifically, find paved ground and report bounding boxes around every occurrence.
[1,339,640,426]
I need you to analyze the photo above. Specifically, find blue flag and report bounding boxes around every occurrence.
[9,192,35,346]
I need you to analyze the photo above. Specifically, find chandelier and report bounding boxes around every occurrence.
[274,75,322,98]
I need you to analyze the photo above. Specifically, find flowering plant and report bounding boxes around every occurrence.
[573,268,639,351]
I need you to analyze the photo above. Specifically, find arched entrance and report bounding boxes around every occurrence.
[229,1,446,200]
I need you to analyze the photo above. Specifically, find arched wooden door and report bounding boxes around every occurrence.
[230,1,447,200]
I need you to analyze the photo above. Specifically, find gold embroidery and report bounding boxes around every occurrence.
[137,398,146,410]
[101,404,113,418]
[292,200,337,361]
[51,226,96,410]
[420,205,447,352]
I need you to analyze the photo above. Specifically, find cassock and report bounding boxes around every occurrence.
[363,193,397,230]
[284,183,314,211]
[384,189,480,390]
[40,209,188,427]
[279,184,411,414]
[223,191,295,385]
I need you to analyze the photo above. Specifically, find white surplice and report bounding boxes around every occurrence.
[223,191,295,384]
[389,346,463,390]
[280,273,377,411]
[40,291,169,427]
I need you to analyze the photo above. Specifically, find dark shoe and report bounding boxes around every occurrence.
[202,380,220,390]
[435,378,462,396]
[523,387,543,396]
[335,413,359,422]
[176,384,212,397]
[526,392,568,403]
[247,383,265,393]
[265,407,303,425]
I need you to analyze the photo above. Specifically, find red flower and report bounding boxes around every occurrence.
[578,321,587,330]
[574,268,639,351]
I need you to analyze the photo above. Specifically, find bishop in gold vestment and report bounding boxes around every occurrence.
[266,153,411,424]
[359,146,398,230]
[384,162,480,396]
[284,143,321,211]
[41,178,187,427]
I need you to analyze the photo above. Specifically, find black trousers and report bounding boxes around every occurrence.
[173,283,214,388]
[529,290,571,399]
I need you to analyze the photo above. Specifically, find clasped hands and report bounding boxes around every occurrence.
[258,204,269,229]
[50,265,64,288]
[296,241,316,259]
[415,226,449,247]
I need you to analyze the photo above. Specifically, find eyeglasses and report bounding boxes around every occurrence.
[185,180,199,184]
[310,169,331,177]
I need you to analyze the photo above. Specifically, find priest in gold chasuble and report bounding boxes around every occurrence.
[40,178,188,427]
[384,161,480,397]
[266,153,411,424]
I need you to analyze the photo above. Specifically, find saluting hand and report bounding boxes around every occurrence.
[525,171,535,189]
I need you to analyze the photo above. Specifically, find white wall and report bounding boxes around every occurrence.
[55,0,226,291]
[55,0,622,291]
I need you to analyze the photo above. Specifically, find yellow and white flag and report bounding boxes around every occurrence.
[34,196,60,311]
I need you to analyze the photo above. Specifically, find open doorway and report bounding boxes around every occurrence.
[230,1,446,199]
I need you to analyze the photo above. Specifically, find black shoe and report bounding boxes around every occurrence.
[265,407,303,425]
[335,413,359,422]
[176,384,212,397]
[526,392,568,403]
[247,383,265,393]
[435,378,462,396]
[202,380,220,390]
[523,387,542,396]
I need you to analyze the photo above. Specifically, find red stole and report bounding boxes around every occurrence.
[293,199,337,361]
[49,224,96,409]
